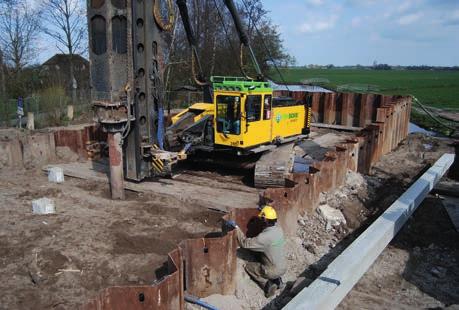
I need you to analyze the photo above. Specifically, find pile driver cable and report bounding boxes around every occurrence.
[239,0,290,91]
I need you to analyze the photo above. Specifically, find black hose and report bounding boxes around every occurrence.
[412,96,456,135]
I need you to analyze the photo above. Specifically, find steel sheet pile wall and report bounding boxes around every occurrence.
[0,124,106,169]
[179,233,238,297]
[53,124,107,159]
[280,91,412,173]
[262,140,359,235]
[84,92,412,308]
[0,132,56,169]
[83,249,183,310]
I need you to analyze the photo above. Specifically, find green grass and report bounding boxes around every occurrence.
[271,68,459,110]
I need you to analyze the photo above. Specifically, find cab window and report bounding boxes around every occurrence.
[264,95,272,120]
[216,95,241,135]
[245,95,262,122]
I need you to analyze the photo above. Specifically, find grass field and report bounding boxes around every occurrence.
[272,68,459,110]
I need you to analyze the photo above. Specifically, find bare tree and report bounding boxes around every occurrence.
[41,0,86,103]
[0,49,5,98]
[0,0,41,72]
[168,0,292,89]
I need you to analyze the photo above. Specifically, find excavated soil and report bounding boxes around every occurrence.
[0,168,223,310]
[0,132,456,310]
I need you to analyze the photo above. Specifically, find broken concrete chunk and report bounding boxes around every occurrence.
[48,167,64,183]
[32,198,56,214]
[317,204,346,230]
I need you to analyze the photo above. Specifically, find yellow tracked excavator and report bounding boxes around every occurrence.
[165,0,312,188]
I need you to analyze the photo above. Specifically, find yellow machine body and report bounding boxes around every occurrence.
[170,77,311,152]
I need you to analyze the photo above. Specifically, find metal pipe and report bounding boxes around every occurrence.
[107,132,125,200]
[185,294,219,310]
[284,153,455,310]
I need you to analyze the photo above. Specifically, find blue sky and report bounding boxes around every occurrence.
[262,0,459,66]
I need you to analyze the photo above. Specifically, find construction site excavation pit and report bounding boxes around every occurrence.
[1,95,457,309]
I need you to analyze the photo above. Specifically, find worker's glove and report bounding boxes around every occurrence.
[225,220,238,229]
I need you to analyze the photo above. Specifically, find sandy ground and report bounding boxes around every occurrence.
[340,196,459,309]
[0,131,456,310]
[0,167,224,309]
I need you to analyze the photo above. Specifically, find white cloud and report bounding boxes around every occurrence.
[299,15,338,33]
[398,12,423,25]
[396,0,413,14]
[306,0,325,6]
[345,0,379,7]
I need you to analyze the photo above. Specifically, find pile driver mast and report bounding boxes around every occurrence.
[88,0,179,199]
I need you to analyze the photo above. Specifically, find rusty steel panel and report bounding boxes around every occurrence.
[84,249,184,310]
[181,233,238,297]
[53,125,107,159]
[376,107,388,155]
[311,93,321,123]
[364,94,376,125]
[0,138,23,168]
[323,93,336,124]
[343,139,359,172]
[231,208,262,237]
[358,94,369,127]
[313,153,337,192]
[334,146,348,185]
[341,93,354,127]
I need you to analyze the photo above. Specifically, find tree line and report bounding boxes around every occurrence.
[0,0,293,101]
[0,0,86,100]
[166,0,294,91]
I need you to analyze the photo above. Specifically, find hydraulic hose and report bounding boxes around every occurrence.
[412,96,456,135]
[184,294,220,310]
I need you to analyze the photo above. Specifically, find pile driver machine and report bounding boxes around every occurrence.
[88,0,311,199]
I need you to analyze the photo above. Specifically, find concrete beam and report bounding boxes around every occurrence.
[284,153,455,310]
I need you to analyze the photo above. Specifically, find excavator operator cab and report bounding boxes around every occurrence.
[215,94,241,135]
[211,76,308,153]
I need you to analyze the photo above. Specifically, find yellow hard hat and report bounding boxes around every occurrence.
[258,205,277,220]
